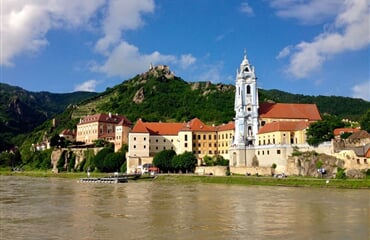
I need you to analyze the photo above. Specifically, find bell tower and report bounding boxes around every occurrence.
[233,51,259,147]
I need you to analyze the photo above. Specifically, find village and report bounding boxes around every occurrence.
[49,54,369,178]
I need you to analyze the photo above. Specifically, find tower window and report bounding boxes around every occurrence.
[246,85,251,94]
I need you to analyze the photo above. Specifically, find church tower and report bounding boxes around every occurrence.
[233,52,259,147]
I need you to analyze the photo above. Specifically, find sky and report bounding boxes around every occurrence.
[1,0,369,101]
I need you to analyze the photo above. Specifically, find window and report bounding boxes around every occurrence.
[277,150,281,154]
[185,143,188,148]
[156,139,158,142]
[185,135,188,141]
[133,145,136,149]
[209,135,212,140]
[144,137,146,141]
[134,137,136,141]
[203,135,206,140]
[198,135,201,140]
[144,145,146,149]
[209,151,212,154]
[246,85,251,94]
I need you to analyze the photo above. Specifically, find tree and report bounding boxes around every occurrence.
[172,151,197,173]
[307,114,345,146]
[93,147,114,171]
[203,155,214,166]
[153,150,176,172]
[359,109,370,132]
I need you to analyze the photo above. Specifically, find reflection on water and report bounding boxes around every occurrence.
[0,176,369,240]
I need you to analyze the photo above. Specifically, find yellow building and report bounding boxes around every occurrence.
[126,118,233,173]
[257,102,321,146]
[76,113,132,151]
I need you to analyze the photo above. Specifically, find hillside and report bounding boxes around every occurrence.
[2,65,369,151]
[0,83,97,150]
[68,65,370,125]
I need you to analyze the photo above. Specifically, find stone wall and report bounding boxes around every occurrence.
[195,166,228,176]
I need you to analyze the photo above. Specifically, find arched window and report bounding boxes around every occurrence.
[246,85,251,94]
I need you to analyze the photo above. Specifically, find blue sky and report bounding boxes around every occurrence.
[1,0,369,100]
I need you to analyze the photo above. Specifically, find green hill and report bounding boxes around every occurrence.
[2,65,369,151]
[0,83,97,150]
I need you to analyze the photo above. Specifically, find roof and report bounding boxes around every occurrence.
[333,128,360,136]
[131,118,217,135]
[216,121,235,131]
[131,119,184,135]
[347,130,370,140]
[59,129,75,136]
[78,113,132,126]
[258,121,309,134]
[259,103,321,121]
[180,118,216,132]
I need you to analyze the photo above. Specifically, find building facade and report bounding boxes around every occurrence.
[126,118,235,173]
[76,113,132,151]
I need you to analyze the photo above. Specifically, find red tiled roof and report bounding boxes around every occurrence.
[78,113,132,126]
[258,121,309,134]
[333,128,360,136]
[131,119,184,135]
[259,103,321,121]
[59,129,75,136]
[216,121,235,131]
[347,130,370,140]
[189,118,215,131]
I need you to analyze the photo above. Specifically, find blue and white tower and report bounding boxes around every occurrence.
[233,52,259,147]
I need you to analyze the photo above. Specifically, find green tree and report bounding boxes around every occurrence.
[153,150,176,173]
[93,147,114,172]
[172,151,197,173]
[203,155,214,166]
[307,114,345,146]
[214,155,229,166]
[359,109,370,132]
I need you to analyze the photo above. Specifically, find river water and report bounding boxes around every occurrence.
[0,176,368,240]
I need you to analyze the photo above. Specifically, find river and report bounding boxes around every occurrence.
[0,176,369,240]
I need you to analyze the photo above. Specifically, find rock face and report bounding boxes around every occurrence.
[287,152,344,177]
[133,87,145,104]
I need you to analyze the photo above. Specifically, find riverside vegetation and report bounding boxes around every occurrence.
[0,67,369,179]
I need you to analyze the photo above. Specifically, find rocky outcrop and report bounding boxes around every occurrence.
[133,87,145,104]
[287,152,344,177]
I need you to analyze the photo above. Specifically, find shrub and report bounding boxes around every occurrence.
[336,167,346,179]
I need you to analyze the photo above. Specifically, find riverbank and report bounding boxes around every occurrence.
[1,170,369,189]
[0,170,107,179]
[154,174,370,189]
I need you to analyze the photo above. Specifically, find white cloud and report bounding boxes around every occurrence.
[276,46,292,59]
[2,0,196,80]
[95,0,154,54]
[74,79,99,92]
[240,2,254,16]
[96,41,177,77]
[179,54,196,69]
[1,0,105,66]
[270,0,341,25]
[352,81,370,101]
[275,0,370,79]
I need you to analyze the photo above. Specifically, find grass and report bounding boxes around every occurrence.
[1,170,369,189]
[154,174,370,189]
